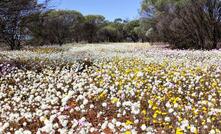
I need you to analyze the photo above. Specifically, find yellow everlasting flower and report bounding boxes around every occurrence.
[124,131,132,134]
[148,100,154,107]
[111,97,119,103]
[141,110,147,115]
[126,120,133,125]
[176,128,184,134]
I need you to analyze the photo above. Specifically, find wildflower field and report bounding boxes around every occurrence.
[0,43,221,134]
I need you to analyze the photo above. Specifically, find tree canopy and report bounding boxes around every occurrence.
[140,0,221,49]
[1,0,220,50]
[0,0,48,50]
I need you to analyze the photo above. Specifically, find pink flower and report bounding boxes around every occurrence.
[78,120,85,126]
[64,105,71,110]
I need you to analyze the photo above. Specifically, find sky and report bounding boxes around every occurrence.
[43,0,142,21]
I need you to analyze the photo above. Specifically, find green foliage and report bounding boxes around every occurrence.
[1,0,150,47]
[97,25,120,42]
[141,0,186,11]
[123,20,140,42]
[84,15,106,24]
[82,15,106,43]
[0,0,46,50]
[28,11,146,44]
[140,0,221,49]
[29,10,84,45]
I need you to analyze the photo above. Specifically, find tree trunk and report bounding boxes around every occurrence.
[212,25,218,49]
[58,39,63,46]
[9,39,21,50]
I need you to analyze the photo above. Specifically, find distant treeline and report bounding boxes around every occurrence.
[0,0,147,50]
[27,10,148,46]
[0,0,221,50]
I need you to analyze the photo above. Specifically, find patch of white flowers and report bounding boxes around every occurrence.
[0,43,221,133]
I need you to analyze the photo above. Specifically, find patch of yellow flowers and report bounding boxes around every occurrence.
[93,58,221,133]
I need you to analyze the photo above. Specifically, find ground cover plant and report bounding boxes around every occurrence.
[0,43,221,134]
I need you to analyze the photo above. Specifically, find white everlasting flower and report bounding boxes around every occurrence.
[53,123,59,129]
[58,115,68,127]
[40,121,54,133]
[90,104,94,109]
[83,99,88,105]
[58,128,67,134]
[209,129,216,134]
[117,113,122,118]
[131,103,140,115]
[72,119,78,128]
[190,125,197,133]
[174,103,178,108]
[57,83,63,89]
[90,127,96,133]
[166,102,171,108]
[203,125,208,129]
[130,73,135,77]
[23,122,27,126]
[80,104,85,109]
[101,121,108,130]
[2,122,9,130]
[141,124,147,131]
[134,119,139,124]
[15,130,23,134]
[165,117,171,122]
[75,106,80,111]
[131,129,138,134]
[116,101,121,107]
[137,72,144,77]
[180,120,189,130]
[108,123,115,130]
[168,108,174,113]
[116,121,121,127]
[146,126,154,132]
[111,118,117,124]
[23,130,32,134]
[122,110,126,116]
[102,102,107,108]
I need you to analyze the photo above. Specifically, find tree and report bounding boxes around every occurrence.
[82,15,106,43]
[205,0,221,49]
[97,25,120,42]
[134,26,149,42]
[70,12,85,43]
[0,0,47,50]
[112,19,128,41]
[28,10,84,46]
[114,18,123,23]
[46,10,83,46]
[140,0,186,41]
[141,0,221,49]
[26,11,50,46]
[123,20,140,42]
